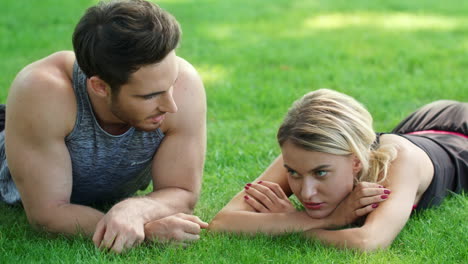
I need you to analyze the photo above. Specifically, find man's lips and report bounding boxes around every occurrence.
[149,114,165,123]
[303,202,324,210]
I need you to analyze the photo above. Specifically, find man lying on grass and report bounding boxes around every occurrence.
[0,0,207,253]
[210,89,467,251]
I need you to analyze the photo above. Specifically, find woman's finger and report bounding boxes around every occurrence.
[245,185,274,209]
[354,203,379,217]
[249,183,281,204]
[355,181,383,189]
[356,187,391,199]
[258,181,289,200]
[358,193,390,207]
[244,195,269,212]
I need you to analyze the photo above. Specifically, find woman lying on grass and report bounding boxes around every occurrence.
[209,89,467,251]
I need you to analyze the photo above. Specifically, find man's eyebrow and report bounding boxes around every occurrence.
[133,91,165,98]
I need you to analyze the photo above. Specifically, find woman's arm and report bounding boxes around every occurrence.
[209,155,387,234]
[305,135,434,251]
[209,155,326,233]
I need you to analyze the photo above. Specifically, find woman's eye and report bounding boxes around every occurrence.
[316,170,328,177]
[287,169,299,177]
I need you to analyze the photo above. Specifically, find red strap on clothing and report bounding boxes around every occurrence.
[406,130,468,139]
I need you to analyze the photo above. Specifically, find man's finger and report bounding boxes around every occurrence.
[178,214,209,228]
[110,235,126,254]
[92,222,106,248]
[179,232,200,242]
[181,220,202,235]
[100,230,118,250]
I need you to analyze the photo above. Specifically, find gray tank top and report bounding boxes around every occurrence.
[0,63,165,206]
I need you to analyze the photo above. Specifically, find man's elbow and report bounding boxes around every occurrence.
[184,191,200,213]
[25,203,69,234]
[27,213,61,233]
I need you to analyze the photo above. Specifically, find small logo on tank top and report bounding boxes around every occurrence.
[130,158,152,166]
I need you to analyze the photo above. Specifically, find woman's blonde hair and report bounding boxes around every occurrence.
[277,89,396,183]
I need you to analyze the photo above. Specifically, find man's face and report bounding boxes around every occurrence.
[109,51,179,132]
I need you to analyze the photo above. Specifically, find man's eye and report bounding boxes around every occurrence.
[316,170,328,177]
[144,94,157,100]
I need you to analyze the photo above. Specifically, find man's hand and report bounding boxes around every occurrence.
[243,181,296,213]
[326,182,391,228]
[92,204,146,254]
[144,213,208,244]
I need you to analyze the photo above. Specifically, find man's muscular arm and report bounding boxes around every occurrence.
[6,52,105,235]
[93,58,207,251]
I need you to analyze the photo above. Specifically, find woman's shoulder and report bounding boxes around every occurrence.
[378,134,421,154]
[378,134,434,200]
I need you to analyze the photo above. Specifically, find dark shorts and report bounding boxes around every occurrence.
[391,100,468,210]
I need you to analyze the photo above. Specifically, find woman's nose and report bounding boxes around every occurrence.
[301,176,318,201]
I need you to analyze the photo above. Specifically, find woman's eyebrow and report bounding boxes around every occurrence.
[283,164,331,173]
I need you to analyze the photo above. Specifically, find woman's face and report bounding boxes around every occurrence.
[281,140,360,219]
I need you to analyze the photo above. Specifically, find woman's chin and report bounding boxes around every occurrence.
[305,208,332,219]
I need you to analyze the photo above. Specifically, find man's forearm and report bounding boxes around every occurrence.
[30,203,104,236]
[113,187,198,225]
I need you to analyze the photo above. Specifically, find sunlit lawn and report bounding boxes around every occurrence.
[0,0,467,263]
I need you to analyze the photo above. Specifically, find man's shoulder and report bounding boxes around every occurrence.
[7,51,78,135]
[173,56,205,97]
[13,51,75,92]
[176,57,198,75]
[175,56,204,88]
[161,57,206,134]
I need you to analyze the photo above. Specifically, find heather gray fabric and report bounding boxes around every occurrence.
[0,63,165,206]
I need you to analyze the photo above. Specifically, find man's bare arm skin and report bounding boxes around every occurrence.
[93,57,207,251]
[5,51,105,235]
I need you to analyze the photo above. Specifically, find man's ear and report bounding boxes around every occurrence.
[88,76,111,98]
[352,155,363,176]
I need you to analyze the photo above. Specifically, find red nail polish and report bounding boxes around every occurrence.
[258,181,263,184]
[244,186,249,190]
[244,195,249,200]
[246,183,252,187]
[372,203,378,208]
[381,195,388,199]
[384,190,391,194]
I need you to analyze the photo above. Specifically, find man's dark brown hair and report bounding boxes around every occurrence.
[72,0,181,92]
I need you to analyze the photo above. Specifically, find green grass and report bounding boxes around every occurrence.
[1,0,467,263]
